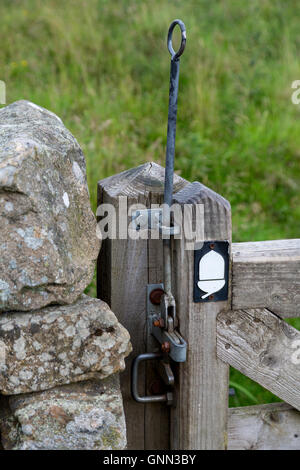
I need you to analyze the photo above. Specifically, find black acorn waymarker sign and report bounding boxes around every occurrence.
[194,241,229,302]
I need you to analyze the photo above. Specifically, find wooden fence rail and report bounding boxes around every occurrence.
[217,308,300,411]
[232,239,300,318]
[228,403,300,450]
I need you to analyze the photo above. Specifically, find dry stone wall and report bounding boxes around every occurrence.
[0,101,131,450]
[0,100,100,311]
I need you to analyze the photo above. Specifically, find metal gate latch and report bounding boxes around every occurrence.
[131,283,187,406]
[147,284,187,363]
[131,19,187,406]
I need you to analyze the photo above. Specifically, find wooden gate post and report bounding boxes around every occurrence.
[171,182,232,450]
[97,162,187,450]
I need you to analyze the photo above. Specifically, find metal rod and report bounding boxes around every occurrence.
[164,58,180,208]
[163,19,186,298]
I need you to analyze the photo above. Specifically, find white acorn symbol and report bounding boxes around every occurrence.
[198,250,225,299]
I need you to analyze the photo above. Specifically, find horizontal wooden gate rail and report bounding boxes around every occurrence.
[232,239,300,318]
[228,403,300,450]
[97,162,300,450]
[217,308,300,411]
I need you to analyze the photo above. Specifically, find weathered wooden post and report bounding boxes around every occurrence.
[171,182,232,450]
[97,162,187,450]
[97,165,232,450]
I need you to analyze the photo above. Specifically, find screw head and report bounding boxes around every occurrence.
[149,288,164,305]
[161,341,170,354]
[153,318,165,328]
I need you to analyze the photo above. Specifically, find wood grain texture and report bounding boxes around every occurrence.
[144,172,187,450]
[171,181,232,450]
[97,162,187,450]
[228,403,300,450]
[217,308,300,411]
[232,239,300,318]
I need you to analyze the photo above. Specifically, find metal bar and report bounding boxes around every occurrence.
[131,353,170,404]
[163,20,186,299]
[164,58,180,209]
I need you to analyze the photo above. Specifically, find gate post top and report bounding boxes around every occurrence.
[98,162,187,199]
[173,181,231,241]
[173,180,231,211]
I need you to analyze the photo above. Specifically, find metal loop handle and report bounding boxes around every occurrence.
[167,19,186,61]
[131,353,173,405]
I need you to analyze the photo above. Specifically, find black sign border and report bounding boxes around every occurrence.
[193,241,229,303]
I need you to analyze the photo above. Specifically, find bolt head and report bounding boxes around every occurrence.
[149,288,165,305]
[153,318,165,328]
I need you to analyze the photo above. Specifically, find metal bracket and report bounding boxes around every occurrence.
[131,209,180,236]
[147,284,187,362]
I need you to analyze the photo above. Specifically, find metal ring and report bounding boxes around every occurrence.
[167,19,186,60]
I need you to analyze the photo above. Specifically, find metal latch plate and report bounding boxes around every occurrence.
[147,284,187,362]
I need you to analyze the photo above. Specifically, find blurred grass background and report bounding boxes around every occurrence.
[0,0,299,407]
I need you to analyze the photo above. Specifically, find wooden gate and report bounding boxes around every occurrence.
[97,162,300,450]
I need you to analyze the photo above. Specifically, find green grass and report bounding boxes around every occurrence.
[1,0,299,407]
